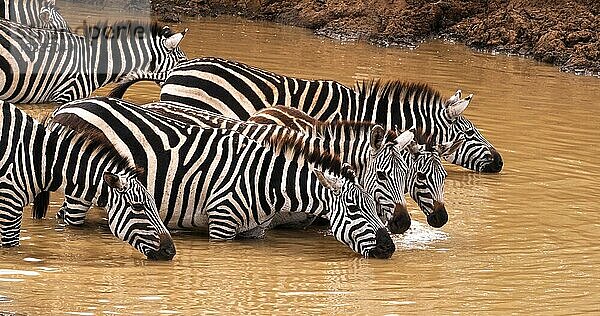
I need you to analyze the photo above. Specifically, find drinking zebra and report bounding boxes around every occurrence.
[0,101,175,260]
[140,101,414,234]
[49,97,395,258]
[110,57,502,173]
[1,0,70,30]
[248,105,461,229]
[0,19,187,103]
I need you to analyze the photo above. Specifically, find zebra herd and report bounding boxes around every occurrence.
[0,1,502,260]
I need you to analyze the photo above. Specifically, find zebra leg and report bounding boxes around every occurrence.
[207,208,241,240]
[58,197,92,226]
[0,180,25,247]
[0,209,23,247]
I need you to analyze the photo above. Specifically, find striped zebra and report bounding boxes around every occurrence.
[0,101,175,260]
[1,0,70,30]
[248,105,461,229]
[141,101,415,234]
[109,57,502,173]
[49,97,396,258]
[0,19,186,103]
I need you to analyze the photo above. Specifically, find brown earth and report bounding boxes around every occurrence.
[147,0,600,77]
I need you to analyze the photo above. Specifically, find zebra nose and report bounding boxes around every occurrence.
[368,228,396,259]
[427,201,448,228]
[388,203,411,234]
[482,148,503,173]
[146,233,176,261]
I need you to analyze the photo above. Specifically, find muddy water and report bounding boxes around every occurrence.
[1,2,600,315]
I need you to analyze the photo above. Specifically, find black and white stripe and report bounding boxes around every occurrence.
[111,57,502,173]
[248,105,462,229]
[0,19,186,103]
[143,102,415,234]
[50,97,395,258]
[0,101,174,260]
[1,0,70,30]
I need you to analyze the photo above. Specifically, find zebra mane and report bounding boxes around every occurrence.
[265,129,354,180]
[46,114,144,177]
[354,80,444,108]
[413,128,436,151]
[84,20,171,40]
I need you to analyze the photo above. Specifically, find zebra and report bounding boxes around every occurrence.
[140,101,415,234]
[0,101,175,260]
[109,57,502,173]
[247,105,462,229]
[0,19,187,104]
[49,97,396,258]
[1,0,70,30]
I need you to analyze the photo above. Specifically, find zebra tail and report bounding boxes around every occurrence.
[32,191,50,219]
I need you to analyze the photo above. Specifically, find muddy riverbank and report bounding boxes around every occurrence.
[149,0,599,76]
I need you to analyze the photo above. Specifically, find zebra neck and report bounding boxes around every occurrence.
[89,36,152,90]
[42,130,113,200]
[265,155,331,217]
[316,124,370,180]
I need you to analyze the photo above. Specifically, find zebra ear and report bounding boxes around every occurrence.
[43,0,56,5]
[445,90,462,106]
[164,29,187,51]
[314,169,342,194]
[370,125,386,151]
[394,130,414,151]
[436,139,464,158]
[103,172,126,191]
[445,93,473,118]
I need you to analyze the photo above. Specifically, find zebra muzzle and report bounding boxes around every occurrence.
[481,148,503,173]
[368,228,396,259]
[145,233,176,261]
[388,203,411,234]
[427,201,448,228]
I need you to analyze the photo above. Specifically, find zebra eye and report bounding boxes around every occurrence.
[376,171,387,181]
[417,172,426,181]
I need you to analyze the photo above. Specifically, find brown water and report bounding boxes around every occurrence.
[2,2,600,315]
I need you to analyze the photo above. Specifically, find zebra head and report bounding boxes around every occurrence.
[39,0,70,31]
[152,26,188,73]
[366,126,413,234]
[443,90,503,173]
[103,172,175,260]
[314,165,395,259]
[406,138,462,228]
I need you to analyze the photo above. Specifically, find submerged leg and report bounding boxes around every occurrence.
[58,197,92,226]
[0,187,25,247]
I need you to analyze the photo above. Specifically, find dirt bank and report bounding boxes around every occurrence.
[150,0,600,77]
